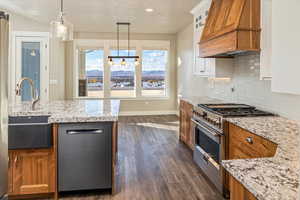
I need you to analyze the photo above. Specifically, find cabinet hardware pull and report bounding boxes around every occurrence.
[246,137,253,144]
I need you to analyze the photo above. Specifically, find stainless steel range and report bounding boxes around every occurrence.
[191,103,275,197]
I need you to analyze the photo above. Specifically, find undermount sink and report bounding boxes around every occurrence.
[8,115,52,150]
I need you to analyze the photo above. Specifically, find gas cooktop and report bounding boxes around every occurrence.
[197,103,275,117]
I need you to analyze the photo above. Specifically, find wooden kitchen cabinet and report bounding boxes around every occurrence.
[179,100,194,149]
[228,123,277,160]
[8,151,14,194]
[230,176,257,200]
[8,149,55,196]
[226,123,278,200]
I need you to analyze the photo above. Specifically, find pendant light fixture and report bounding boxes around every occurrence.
[50,0,73,41]
[108,22,140,66]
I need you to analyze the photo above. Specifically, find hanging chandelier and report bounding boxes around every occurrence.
[108,22,140,66]
[50,0,73,41]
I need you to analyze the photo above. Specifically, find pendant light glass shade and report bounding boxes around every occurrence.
[108,58,114,66]
[134,58,139,66]
[50,0,73,41]
[120,58,126,66]
[50,19,73,41]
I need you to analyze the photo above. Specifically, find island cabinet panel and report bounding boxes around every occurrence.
[226,123,278,200]
[9,149,55,195]
[8,152,14,194]
[179,100,194,149]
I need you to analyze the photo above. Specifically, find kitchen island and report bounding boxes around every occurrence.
[8,100,120,200]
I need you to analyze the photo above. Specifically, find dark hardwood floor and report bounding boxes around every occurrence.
[59,115,224,200]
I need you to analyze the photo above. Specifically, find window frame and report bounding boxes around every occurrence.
[77,48,105,98]
[73,39,170,100]
[140,48,169,98]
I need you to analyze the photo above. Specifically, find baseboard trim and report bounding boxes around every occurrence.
[119,110,178,116]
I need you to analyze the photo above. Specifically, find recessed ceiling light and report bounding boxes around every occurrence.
[145,8,154,12]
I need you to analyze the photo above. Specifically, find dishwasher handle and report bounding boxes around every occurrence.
[66,129,104,135]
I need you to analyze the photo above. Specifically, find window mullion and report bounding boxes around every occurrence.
[103,42,111,98]
[135,44,142,97]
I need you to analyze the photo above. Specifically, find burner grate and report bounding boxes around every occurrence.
[197,103,275,117]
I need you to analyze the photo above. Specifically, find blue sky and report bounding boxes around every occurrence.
[85,50,167,71]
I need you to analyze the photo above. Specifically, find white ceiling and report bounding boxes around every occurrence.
[0,0,201,34]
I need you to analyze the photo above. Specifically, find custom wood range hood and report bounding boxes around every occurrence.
[199,0,261,58]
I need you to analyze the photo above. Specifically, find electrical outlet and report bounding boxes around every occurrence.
[50,80,58,85]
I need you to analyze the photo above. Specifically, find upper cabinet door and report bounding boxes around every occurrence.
[192,1,211,77]
[260,0,272,80]
[271,0,300,95]
[191,0,234,78]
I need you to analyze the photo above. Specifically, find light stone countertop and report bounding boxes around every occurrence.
[9,100,120,123]
[223,117,300,200]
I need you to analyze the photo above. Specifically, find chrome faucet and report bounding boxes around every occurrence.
[16,77,40,110]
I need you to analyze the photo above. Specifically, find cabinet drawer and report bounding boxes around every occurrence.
[229,124,277,159]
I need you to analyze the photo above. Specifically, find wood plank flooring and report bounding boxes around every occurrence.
[59,115,224,200]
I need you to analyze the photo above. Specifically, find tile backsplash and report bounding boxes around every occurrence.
[206,53,300,120]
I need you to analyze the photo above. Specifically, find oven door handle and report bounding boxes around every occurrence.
[191,118,219,137]
[196,146,220,170]
[206,155,220,170]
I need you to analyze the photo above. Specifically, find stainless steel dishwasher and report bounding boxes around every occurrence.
[58,123,112,192]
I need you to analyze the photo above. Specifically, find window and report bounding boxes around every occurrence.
[78,49,104,98]
[142,50,168,96]
[75,40,170,99]
[110,49,136,98]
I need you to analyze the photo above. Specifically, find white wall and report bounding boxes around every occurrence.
[176,23,207,99]
[8,13,65,101]
[177,24,300,120]
[65,32,178,115]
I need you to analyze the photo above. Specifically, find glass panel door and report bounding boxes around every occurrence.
[21,42,41,101]
[14,35,49,102]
